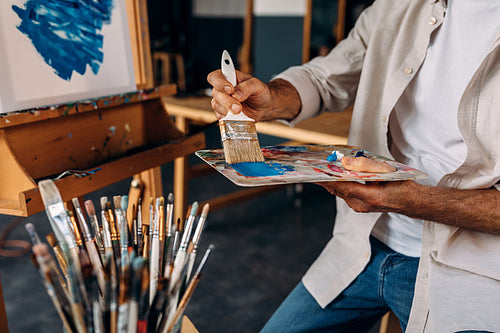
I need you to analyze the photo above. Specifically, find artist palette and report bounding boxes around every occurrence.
[196,145,428,187]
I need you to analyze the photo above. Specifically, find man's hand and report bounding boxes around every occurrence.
[318,180,411,213]
[207,70,301,122]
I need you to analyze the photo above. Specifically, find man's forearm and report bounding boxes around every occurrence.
[266,79,302,121]
[392,182,500,234]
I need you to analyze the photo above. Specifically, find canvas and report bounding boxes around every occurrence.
[0,0,136,113]
[196,145,428,187]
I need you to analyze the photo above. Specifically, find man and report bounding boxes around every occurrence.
[208,0,500,331]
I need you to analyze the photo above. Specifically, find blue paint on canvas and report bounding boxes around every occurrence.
[231,162,295,177]
[12,0,115,81]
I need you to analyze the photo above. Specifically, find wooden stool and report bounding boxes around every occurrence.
[379,311,402,333]
[152,51,186,91]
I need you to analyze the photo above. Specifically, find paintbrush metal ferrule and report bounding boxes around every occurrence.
[68,211,84,247]
[137,199,143,257]
[192,203,209,252]
[179,202,198,251]
[166,193,174,236]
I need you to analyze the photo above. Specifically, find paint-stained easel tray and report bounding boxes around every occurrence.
[195,145,427,187]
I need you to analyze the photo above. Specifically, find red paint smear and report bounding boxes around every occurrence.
[327,164,343,173]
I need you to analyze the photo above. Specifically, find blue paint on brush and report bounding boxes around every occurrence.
[12,0,115,80]
[231,162,294,177]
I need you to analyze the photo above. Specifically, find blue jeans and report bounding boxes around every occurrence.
[261,237,419,333]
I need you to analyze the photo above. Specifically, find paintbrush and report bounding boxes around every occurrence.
[141,224,150,261]
[114,196,130,273]
[106,200,121,264]
[218,50,265,164]
[120,195,133,249]
[31,244,77,333]
[158,197,166,277]
[149,197,162,304]
[102,253,112,333]
[117,254,131,333]
[68,210,84,249]
[132,205,138,253]
[84,200,105,257]
[137,198,143,257]
[127,257,144,333]
[79,249,96,333]
[137,262,150,333]
[162,194,174,276]
[186,203,209,281]
[46,233,69,282]
[165,245,214,333]
[99,198,115,269]
[169,202,198,290]
[148,197,155,257]
[146,278,170,333]
[72,198,105,293]
[163,203,198,329]
[27,224,69,298]
[38,180,88,313]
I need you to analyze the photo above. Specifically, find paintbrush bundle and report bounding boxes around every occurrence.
[31,179,213,333]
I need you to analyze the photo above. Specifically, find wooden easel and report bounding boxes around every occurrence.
[0,0,204,330]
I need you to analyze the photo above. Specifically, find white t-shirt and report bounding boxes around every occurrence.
[371,0,500,257]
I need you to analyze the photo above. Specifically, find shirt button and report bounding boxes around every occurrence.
[428,17,437,25]
[404,67,414,75]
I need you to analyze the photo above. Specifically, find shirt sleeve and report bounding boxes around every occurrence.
[270,2,377,127]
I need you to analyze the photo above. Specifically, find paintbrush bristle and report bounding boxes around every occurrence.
[221,138,265,164]
[201,203,209,218]
[167,193,174,205]
[100,197,108,211]
[219,120,265,164]
[113,196,121,210]
[84,200,95,216]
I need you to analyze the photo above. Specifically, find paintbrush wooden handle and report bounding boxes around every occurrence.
[86,239,105,293]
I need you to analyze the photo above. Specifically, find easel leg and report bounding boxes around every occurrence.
[174,115,189,224]
[0,274,9,333]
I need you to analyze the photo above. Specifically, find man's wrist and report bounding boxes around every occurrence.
[267,79,301,120]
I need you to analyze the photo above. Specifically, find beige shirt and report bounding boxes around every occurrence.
[277,0,500,331]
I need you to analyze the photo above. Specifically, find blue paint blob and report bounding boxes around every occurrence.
[12,0,115,80]
[231,162,294,177]
[355,150,366,157]
[327,151,338,162]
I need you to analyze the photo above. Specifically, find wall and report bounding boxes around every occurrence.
[252,0,306,82]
